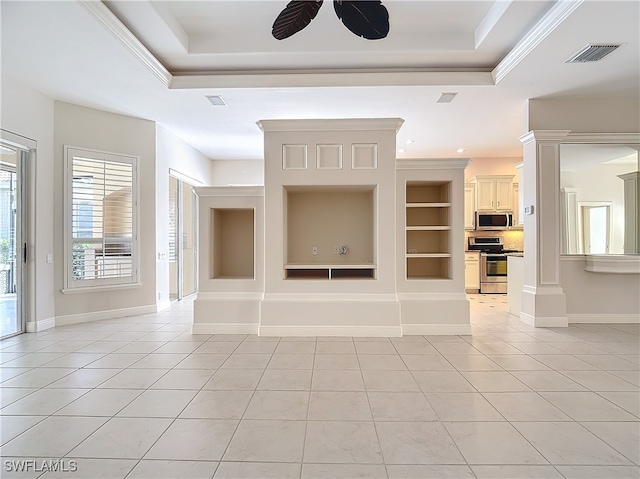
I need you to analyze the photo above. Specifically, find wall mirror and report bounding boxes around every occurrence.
[560,143,639,255]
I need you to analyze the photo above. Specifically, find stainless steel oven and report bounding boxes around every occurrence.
[480,253,508,293]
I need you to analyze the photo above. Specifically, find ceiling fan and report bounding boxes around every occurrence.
[272,0,389,41]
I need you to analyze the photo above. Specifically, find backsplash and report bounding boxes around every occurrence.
[465,229,524,251]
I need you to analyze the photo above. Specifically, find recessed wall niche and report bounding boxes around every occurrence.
[284,185,375,277]
[211,208,255,279]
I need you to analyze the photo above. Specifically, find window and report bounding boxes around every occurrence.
[64,146,139,290]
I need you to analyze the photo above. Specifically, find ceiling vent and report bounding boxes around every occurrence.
[206,95,227,106]
[565,44,622,63]
[437,92,458,103]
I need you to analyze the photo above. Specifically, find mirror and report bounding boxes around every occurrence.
[560,144,639,255]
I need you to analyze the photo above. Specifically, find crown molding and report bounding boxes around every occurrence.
[78,0,172,87]
[396,158,471,170]
[257,118,404,133]
[563,133,640,144]
[492,0,583,84]
[519,130,571,144]
[170,70,494,89]
[195,186,264,197]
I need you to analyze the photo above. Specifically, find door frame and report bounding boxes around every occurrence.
[577,201,613,254]
[0,130,34,338]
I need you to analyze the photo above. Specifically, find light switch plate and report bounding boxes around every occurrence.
[524,205,534,215]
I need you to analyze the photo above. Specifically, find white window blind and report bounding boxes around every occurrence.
[65,147,139,290]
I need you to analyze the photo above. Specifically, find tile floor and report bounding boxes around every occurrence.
[0,295,638,478]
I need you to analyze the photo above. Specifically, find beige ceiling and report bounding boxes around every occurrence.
[1,1,639,161]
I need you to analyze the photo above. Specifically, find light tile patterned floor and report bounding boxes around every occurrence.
[0,294,638,478]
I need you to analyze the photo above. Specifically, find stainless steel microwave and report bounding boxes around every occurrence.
[475,212,513,230]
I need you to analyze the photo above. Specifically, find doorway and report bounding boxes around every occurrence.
[0,141,26,339]
[579,202,612,254]
[169,175,198,301]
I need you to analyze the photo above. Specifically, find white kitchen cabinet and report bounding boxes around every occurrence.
[464,183,475,230]
[512,183,523,229]
[473,175,514,212]
[464,251,480,292]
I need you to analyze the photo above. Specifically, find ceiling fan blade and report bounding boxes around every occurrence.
[272,0,324,40]
[333,0,389,40]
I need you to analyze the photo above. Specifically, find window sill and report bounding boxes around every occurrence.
[61,282,142,294]
[585,255,640,274]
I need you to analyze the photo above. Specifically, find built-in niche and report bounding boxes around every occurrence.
[211,208,255,279]
[405,181,452,279]
[284,185,376,279]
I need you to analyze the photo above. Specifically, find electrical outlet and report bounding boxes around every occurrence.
[312,246,318,255]
[408,248,417,254]
[334,246,340,255]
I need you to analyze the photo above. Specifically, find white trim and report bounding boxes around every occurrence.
[61,282,142,294]
[78,1,172,87]
[396,158,471,170]
[195,186,264,197]
[262,293,398,302]
[401,324,472,336]
[55,304,157,326]
[257,118,404,132]
[169,169,204,187]
[567,314,639,324]
[563,133,640,144]
[193,323,259,335]
[585,255,640,274]
[196,292,264,301]
[25,317,55,333]
[493,0,583,84]
[259,325,402,337]
[0,129,37,150]
[519,130,572,144]
[520,312,568,328]
[173,71,493,90]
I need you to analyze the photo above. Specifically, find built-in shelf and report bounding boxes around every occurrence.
[406,226,451,231]
[405,181,452,279]
[284,263,376,280]
[211,208,255,279]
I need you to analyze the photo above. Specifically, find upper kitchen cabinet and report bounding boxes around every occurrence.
[464,183,475,230]
[472,175,514,212]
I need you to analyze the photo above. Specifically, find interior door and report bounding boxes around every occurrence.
[582,204,610,254]
[0,142,26,339]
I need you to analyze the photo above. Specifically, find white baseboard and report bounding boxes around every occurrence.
[192,323,259,335]
[25,317,55,332]
[520,312,568,328]
[259,325,402,337]
[56,304,158,326]
[568,313,640,324]
[401,324,472,336]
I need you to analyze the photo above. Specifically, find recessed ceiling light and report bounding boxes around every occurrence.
[398,149,406,153]
[457,148,465,153]
[405,139,414,144]
[206,95,227,106]
[437,92,458,103]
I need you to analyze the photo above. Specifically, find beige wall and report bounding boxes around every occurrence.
[212,159,263,186]
[465,157,522,181]
[528,97,640,132]
[54,101,157,318]
[1,73,55,326]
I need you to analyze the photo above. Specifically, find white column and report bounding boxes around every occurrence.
[617,171,640,254]
[519,130,570,327]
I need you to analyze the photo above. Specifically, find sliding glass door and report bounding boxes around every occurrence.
[0,142,26,339]
[169,175,197,301]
